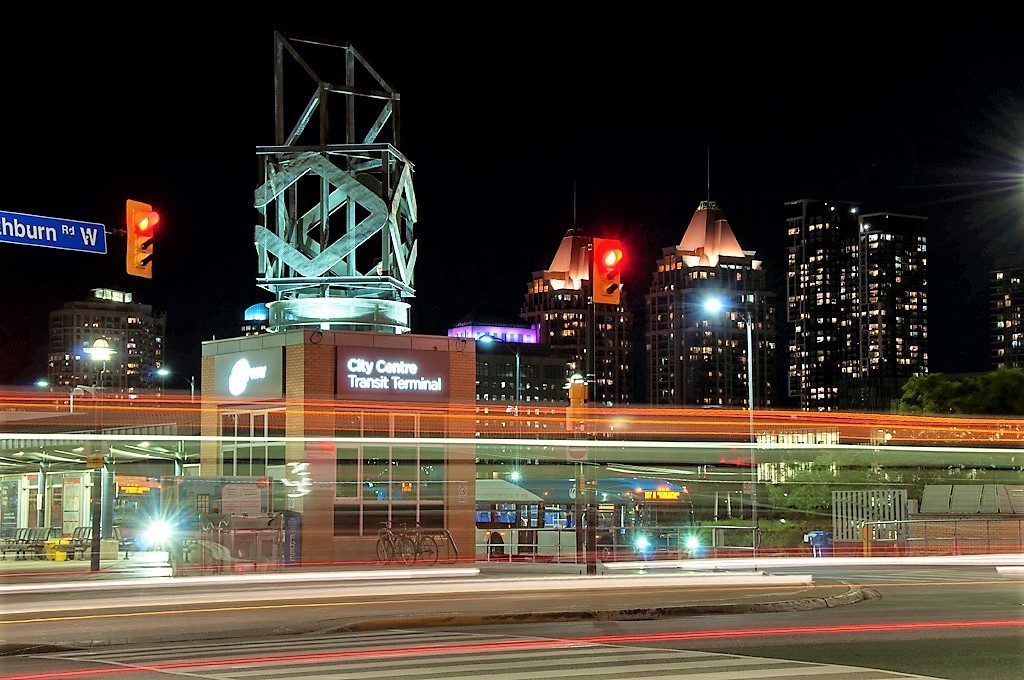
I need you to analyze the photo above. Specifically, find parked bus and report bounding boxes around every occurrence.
[475,476,699,561]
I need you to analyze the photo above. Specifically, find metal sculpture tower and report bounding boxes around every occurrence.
[255,33,417,333]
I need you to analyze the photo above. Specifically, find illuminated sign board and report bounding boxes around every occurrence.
[214,347,283,399]
[0,209,107,254]
[643,490,681,501]
[337,347,450,402]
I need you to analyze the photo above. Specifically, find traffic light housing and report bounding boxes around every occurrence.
[126,199,159,278]
[591,237,623,304]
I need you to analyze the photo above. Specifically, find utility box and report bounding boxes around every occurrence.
[282,511,302,565]
[804,530,833,557]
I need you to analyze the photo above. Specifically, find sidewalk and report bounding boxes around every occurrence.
[0,548,864,603]
[0,549,879,651]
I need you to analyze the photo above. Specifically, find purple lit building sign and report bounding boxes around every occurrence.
[447,323,539,344]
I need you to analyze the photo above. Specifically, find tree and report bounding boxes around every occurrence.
[957,368,1024,415]
[766,454,890,526]
[898,373,967,414]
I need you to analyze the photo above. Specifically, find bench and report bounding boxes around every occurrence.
[70,526,93,559]
[114,526,133,559]
[0,528,32,559]
[0,527,53,560]
[65,527,133,560]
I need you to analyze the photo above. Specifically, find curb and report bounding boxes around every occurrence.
[0,586,879,656]
[329,586,881,633]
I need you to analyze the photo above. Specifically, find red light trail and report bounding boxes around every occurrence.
[2,619,1020,679]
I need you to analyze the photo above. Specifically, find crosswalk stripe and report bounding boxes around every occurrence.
[40,631,935,679]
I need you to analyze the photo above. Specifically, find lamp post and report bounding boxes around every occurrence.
[477,335,522,478]
[703,297,758,561]
[156,368,196,402]
[83,337,116,573]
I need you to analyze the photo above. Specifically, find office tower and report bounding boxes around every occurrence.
[521,230,633,405]
[786,200,927,411]
[990,265,1024,369]
[646,200,776,407]
[46,288,167,394]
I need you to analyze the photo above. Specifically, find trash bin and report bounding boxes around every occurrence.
[44,538,71,560]
[805,530,833,557]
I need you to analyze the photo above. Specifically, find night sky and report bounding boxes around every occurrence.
[2,18,1023,389]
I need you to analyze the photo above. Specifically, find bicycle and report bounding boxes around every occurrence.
[376,522,415,564]
[401,523,439,565]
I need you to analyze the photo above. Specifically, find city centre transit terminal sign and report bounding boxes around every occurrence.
[337,347,450,403]
[0,209,107,254]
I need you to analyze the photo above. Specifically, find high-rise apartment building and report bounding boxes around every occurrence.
[990,265,1024,369]
[786,199,927,411]
[521,230,632,405]
[646,200,776,407]
[46,288,166,394]
[786,200,861,411]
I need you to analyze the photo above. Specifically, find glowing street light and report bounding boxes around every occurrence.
[83,337,116,573]
[477,334,522,480]
[35,378,77,414]
[155,367,196,402]
[702,296,758,561]
[477,335,521,412]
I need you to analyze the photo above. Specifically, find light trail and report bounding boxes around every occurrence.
[606,554,1024,570]
[0,567,480,595]
[5,391,1024,443]
[1,619,1021,679]
[0,572,813,617]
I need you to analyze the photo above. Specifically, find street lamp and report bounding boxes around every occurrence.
[477,335,522,478]
[477,335,521,411]
[83,337,116,573]
[703,296,758,561]
[157,367,196,402]
[36,379,78,414]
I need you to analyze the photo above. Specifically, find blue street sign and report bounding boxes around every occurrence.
[0,209,107,254]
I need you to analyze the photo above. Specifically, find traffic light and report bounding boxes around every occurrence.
[126,199,159,278]
[591,237,623,304]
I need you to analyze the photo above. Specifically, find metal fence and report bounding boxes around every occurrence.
[860,517,1024,556]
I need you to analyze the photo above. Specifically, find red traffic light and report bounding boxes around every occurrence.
[600,245,623,270]
[134,210,159,234]
[592,237,624,304]
[126,199,158,279]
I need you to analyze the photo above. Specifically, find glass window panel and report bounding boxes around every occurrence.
[419,447,445,501]
[363,445,390,501]
[334,503,360,536]
[336,447,359,499]
[392,446,417,501]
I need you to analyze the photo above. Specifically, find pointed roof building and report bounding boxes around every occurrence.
[645,200,776,408]
[677,201,747,267]
[522,228,633,405]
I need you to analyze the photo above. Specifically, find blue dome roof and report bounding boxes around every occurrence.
[244,303,269,321]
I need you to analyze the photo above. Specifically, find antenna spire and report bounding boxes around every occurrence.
[573,181,577,228]
[707,147,711,202]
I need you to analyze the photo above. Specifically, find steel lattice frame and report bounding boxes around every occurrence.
[254,32,417,333]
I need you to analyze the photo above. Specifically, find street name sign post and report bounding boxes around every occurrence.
[0,209,107,254]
